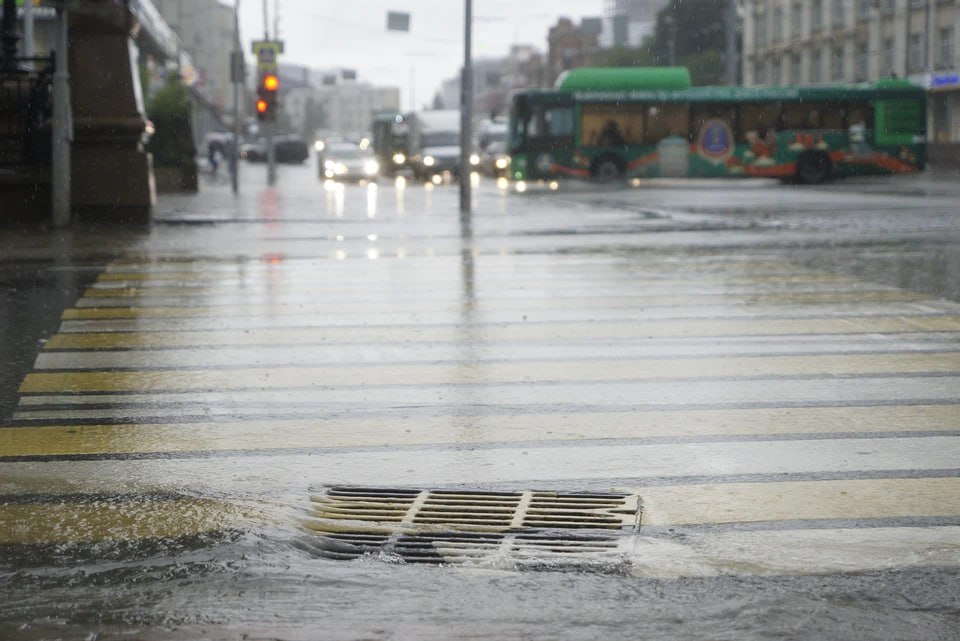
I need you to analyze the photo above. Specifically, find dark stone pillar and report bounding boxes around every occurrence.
[1,0,22,72]
[68,0,154,224]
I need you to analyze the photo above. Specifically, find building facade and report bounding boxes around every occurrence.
[602,0,669,46]
[743,0,960,143]
[547,18,604,87]
[152,0,235,112]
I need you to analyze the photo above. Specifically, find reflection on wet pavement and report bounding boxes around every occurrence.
[1,163,959,639]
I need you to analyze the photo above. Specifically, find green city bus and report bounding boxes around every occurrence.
[508,67,927,184]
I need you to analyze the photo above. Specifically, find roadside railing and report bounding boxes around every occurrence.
[0,55,54,174]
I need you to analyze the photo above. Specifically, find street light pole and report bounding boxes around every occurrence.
[725,0,738,85]
[231,0,241,194]
[51,3,71,227]
[459,0,473,218]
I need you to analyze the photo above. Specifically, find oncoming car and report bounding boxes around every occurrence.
[321,143,380,181]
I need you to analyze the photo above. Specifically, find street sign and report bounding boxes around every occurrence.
[251,40,284,72]
[386,11,410,32]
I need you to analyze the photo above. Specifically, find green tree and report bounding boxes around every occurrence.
[651,0,738,84]
[600,44,656,68]
[146,78,197,169]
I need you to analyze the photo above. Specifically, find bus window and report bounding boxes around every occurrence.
[782,102,829,129]
[845,103,874,129]
[821,104,844,129]
[738,103,781,143]
[646,104,689,145]
[526,108,543,139]
[581,105,644,147]
[692,105,736,142]
[544,107,575,140]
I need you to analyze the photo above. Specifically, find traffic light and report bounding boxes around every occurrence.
[256,73,279,122]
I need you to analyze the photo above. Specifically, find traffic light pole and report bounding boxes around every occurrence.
[231,0,241,195]
[459,0,473,218]
[267,125,276,186]
[262,0,276,186]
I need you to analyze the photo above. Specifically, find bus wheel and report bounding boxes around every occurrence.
[592,156,624,182]
[796,151,832,185]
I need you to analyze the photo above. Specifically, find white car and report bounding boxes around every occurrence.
[321,143,380,181]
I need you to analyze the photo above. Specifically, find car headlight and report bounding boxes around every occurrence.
[334,163,348,175]
[470,153,480,166]
[324,159,335,169]
[393,153,406,165]
[495,157,509,169]
[364,159,380,175]
[423,156,435,167]
[314,140,325,152]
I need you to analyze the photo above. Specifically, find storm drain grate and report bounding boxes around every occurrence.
[305,486,641,568]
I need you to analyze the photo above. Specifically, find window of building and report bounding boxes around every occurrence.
[755,62,768,85]
[774,7,783,42]
[833,0,846,28]
[792,3,803,37]
[755,12,768,46]
[792,53,803,83]
[882,0,897,15]
[909,33,923,72]
[832,45,845,80]
[857,0,872,19]
[812,0,824,33]
[856,42,869,80]
[812,49,823,83]
[883,38,895,76]
[939,27,955,70]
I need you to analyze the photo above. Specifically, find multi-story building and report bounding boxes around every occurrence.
[743,0,960,143]
[152,0,237,142]
[547,17,603,87]
[305,69,400,140]
[602,0,669,46]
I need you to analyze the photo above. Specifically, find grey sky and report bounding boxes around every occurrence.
[238,0,605,110]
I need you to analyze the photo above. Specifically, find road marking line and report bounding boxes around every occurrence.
[0,497,251,544]
[639,477,960,526]
[1,405,958,457]
[627,527,960,578]
[40,316,960,350]
[60,291,930,320]
[18,353,960,393]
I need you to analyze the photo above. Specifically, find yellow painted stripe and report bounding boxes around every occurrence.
[2,405,958,457]
[639,477,960,526]
[60,290,929,320]
[42,316,960,350]
[93,261,812,281]
[0,498,249,544]
[81,274,857,298]
[18,353,960,394]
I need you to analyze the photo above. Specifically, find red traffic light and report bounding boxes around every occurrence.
[262,74,279,91]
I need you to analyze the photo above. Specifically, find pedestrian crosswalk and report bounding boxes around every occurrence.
[3,245,959,576]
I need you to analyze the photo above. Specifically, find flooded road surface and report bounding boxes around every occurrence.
[1,165,959,640]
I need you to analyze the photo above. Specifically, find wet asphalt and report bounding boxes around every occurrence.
[1,161,959,640]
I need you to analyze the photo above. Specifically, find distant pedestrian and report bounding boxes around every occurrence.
[208,140,222,174]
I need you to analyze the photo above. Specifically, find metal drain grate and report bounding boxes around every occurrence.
[305,486,640,568]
